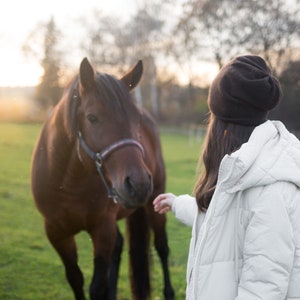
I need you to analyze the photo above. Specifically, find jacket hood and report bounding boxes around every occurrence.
[221,120,300,193]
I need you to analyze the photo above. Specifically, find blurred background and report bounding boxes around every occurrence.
[0,0,299,132]
[0,1,299,298]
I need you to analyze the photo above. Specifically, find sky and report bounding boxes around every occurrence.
[0,0,139,87]
[0,0,219,87]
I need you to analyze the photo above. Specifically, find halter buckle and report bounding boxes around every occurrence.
[95,153,103,166]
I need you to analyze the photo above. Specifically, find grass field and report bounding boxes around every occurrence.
[0,122,203,300]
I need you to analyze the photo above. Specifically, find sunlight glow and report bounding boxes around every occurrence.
[0,0,217,87]
[0,57,43,87]
[0,0,136,87]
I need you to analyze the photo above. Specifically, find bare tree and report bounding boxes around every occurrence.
[79,2,168,115]
[238,0,300,74]
[176,0,300,73]
[79,10,120,71]
[123,3,165,113]
[173,0,243,68]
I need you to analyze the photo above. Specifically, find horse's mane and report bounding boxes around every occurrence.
[94,73,129,114]
[63,75,80,140]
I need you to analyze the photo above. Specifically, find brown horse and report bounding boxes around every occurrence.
[31,58,174,300]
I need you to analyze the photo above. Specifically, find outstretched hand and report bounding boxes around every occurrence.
[153,193,176,214]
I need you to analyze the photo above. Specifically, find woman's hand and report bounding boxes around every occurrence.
[153,193,176,214]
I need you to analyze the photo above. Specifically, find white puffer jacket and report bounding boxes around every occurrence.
[172,121,300,300]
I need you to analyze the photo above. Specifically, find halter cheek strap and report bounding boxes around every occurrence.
[77,131,145,203]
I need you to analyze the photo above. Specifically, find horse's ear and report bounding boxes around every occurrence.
[79,57,95,92]
[121,60,143,90]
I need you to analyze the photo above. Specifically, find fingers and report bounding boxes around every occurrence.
[156,204,171,214]
[153,193,175,214]
[153,193,171,208]
[153,193,168,205]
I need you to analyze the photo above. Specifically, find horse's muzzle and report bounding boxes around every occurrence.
[115,171,153,209]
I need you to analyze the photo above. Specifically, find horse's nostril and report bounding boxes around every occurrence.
[148,173,153,191]
[125,176,136,197]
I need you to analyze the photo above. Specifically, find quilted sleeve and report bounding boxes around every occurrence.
[172,194,199,227]
[236,183,296,300]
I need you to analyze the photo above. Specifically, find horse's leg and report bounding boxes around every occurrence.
[126,207,150,300]
[108,227,123,300]
[89,218,117,300]
[45,224,85,300]
[147,205,175,300]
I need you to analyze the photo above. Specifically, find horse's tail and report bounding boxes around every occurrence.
[126,207,151,300]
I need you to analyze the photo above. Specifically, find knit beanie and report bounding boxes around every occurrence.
[208,55,282,126]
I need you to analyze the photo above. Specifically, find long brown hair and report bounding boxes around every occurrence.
[194,114,255,211]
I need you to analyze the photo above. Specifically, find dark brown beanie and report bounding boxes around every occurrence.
[208,55,282,126]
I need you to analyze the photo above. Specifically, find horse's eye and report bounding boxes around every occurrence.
[87,114,98,124]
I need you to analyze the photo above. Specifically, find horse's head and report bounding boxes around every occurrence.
[66,58,153,208]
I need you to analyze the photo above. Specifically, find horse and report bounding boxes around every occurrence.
[31,58,175,300]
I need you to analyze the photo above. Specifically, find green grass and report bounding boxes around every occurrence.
[0,123,203,300]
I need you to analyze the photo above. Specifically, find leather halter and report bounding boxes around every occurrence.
[77,131,144,203]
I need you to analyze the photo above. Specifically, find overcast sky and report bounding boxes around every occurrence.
[0,0,139,86]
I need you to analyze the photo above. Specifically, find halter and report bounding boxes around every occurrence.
[77,131,145,203]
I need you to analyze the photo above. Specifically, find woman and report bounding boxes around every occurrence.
[154,55,300,299]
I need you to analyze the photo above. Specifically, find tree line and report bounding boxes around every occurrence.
[23,0,300,132]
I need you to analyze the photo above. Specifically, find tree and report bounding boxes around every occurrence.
[238,0,300,74]
[124,3,165,114]
[79,10,120,71]
[176,0,300,72]
[80,2,168,116]
[270,60,300,133]
[23,17,63,108]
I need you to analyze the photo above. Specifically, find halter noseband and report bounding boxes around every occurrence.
[77,131,144,203]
